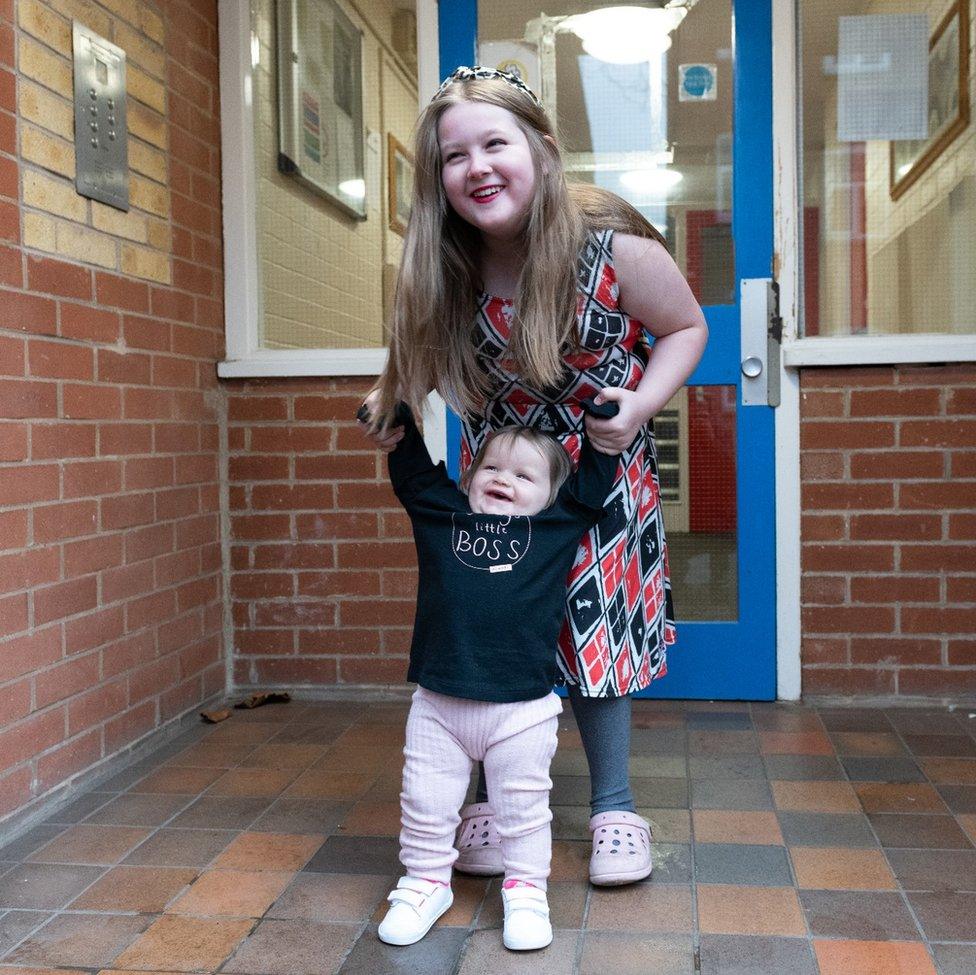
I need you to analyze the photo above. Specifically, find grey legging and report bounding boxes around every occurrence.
[475,687,636,816]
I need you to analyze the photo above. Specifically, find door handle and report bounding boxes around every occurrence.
[740,278,781,407]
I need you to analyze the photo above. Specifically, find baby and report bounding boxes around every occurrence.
[374,403,618,951]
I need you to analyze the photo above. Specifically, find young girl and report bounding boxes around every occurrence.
[377,405,619,950]
[361,65,707,887]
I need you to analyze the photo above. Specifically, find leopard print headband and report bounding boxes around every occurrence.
[433,65,541,107]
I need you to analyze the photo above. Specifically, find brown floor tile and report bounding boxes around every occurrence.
[98,970,187,975]
[548,840,591,883]
[284,770,375,800]
[113,914,253,972]
[790,847,897,890]
[643,808,692,844]
[205,721,283,744]
[696,885,806,936]
[458,928,580,974]
[438,875,491,926]
[337,799,402,836]
[269,872,390,923]
[751,708,824,732]
[689,731,758,756]
[759,731,834,756]
[84,793,190,827]
[122,828,238,867]
[332,724,406,749]
[239,744,327,768]
[930,943,976,975]
[0,910,50,954]
[855,782,949,814]
[698,934,818,975]
[0,863,104,909]
[813,939,937,975]
[920,758,976,784]
[579,933,695,975]
[167,868,294,917]
[587,884,693,933]
[70,865,197,912]
[869,813,973,849]
[958,814,976,844]
[222,918,358,974]
[771,781,860,813]
[28,825,151,864]
[799,890,921,940]
[129,766,224,794]
[167,796,272,830]
[250,797,351,834]
[908,891,976,941]
[831,732,907,756]
[886,849,976,892]
[692,811,783,846]
[165,741,255,768]
[213,832,324,871]
[904,735,976,757]
[6,913,149,969]
[313,746,404,774]
[207,768,300,798]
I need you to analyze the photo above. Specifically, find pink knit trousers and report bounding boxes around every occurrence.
[398,687,562,888]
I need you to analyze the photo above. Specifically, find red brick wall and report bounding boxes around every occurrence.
[0,0,224,824]
[800,364,976,700]
[226,378,416,689]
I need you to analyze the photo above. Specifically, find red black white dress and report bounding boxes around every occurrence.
[459,229,676,697]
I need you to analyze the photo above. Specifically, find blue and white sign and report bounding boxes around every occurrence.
[678,63,717,102]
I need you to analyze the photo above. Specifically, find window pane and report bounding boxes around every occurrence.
[660,386,738,622]
[251,0,418,349]
[478,0,735,306]
[800,1,975,336]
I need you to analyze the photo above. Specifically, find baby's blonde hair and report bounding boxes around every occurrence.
[462,427,573,510]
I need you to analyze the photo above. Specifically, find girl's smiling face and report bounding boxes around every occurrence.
[467,435,552,516]
[438,101,537,244]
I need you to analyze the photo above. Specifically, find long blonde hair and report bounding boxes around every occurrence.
[376,76,666,424]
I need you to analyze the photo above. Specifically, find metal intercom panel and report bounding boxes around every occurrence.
[73,21,129,211]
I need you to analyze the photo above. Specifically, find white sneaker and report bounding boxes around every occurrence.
[501,884,553,951]
[377,876,453,946]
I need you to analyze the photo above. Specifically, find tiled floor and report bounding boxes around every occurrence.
[1,699,976,974]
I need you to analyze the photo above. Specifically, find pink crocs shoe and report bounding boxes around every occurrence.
[453,802,503,876]
[588,810,653,886]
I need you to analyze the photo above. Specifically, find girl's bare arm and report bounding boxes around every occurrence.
[585,233,708,453]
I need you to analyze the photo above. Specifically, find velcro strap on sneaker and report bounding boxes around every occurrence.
[387,887,429,910]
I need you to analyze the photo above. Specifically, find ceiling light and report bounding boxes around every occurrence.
[338,179,366,199]
[564,6,688,64]
[619,167,683,196]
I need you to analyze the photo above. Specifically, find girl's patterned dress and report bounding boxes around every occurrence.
[459,229,676,697]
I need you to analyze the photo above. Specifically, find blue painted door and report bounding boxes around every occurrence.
[440,1,776,700]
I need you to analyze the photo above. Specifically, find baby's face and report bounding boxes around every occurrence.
[468,437,552,516]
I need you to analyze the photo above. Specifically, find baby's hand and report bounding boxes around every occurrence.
[584,387,647,454]
[357,389,404,453]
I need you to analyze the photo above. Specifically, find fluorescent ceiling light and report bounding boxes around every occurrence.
[564,6,688,63]
[619,167,683,195]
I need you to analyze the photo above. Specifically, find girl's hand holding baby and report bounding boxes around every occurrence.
[358,388,405,453]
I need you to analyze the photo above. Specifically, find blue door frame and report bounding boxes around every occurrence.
[439,1,776,700]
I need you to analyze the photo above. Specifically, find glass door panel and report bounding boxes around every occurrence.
[444,0,776,699]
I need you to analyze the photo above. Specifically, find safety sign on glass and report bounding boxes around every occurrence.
[678,63,717,102]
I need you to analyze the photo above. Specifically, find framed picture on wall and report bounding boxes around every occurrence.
[889,0,970,201]
[387,133,414,236]
[276,0,367,219]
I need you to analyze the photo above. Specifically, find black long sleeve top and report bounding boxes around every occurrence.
[388,406,618,703]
